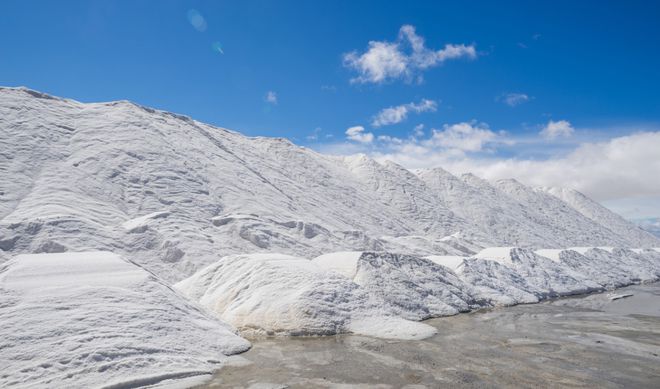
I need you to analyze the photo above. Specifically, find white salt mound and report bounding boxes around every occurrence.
[353,252,477,319]
[0,252,250,389]
[453,257,542,306]
[537,248,632,288]
[313,252,478,320]
[175,253,437,339]
[474,247,602,297]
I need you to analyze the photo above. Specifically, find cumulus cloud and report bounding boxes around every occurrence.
[330,120,501,158]
[498,93,530,107]
[327,120,502,165]
[541,120,574,139]
[448,132,660,202]
[346,125,374,143]
[343,25,476,84]
[427,122,498,153]
[371,99,437,127]
[264,91,278,105]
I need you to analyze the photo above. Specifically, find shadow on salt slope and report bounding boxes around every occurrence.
[474,247,603,297]
[427,254,543,306]
[314,251,478,319]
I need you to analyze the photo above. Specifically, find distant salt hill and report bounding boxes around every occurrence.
[0,86,658,283]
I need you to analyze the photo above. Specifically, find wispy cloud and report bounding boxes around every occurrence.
[498,92,531,107]
[371,99,437,127]
[541,120,574,139]
[517,33,542,49]
[264,91,278,105]
[306,127,322,141]
[345,125,374,143]
[343,25,476,84]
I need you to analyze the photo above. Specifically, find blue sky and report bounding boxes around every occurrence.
[2,1,660,218]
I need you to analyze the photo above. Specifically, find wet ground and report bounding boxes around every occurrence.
[200,283,660,388]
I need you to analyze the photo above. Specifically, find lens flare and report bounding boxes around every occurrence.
[212,41,224,54]
[187,9,207,32]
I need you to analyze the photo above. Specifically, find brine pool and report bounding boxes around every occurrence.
[198,283,660,388]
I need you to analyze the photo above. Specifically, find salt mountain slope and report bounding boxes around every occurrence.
[0,87,459,281]
[494,179,641,247]
[541,186,659,247]
[343,156,491,254]
[418,168,568,247]
[1,87,658,284]
[343,157,476,238]
[418,169,655,248]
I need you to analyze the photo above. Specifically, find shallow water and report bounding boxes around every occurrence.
[200,283,660,388]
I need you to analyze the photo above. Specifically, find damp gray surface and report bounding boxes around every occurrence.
[199,283,660,388]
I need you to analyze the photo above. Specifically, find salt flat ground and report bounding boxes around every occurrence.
[199,283,660,388]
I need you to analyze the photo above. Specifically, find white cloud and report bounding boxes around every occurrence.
[413,124,425,138]
[541,120,574,139]
[368,131,660,204]
[343,41,407,84]
[371,99,437,127]
[449,132,660,202]
[264,91,278,105]
[377,135,403,144]
[321,119,660,210]
[427,122,497,152]
[343,25,476,84]
[327,121,502,161]
[345,125,374,143]
[306,127,322,141]
[498,93,530,107]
